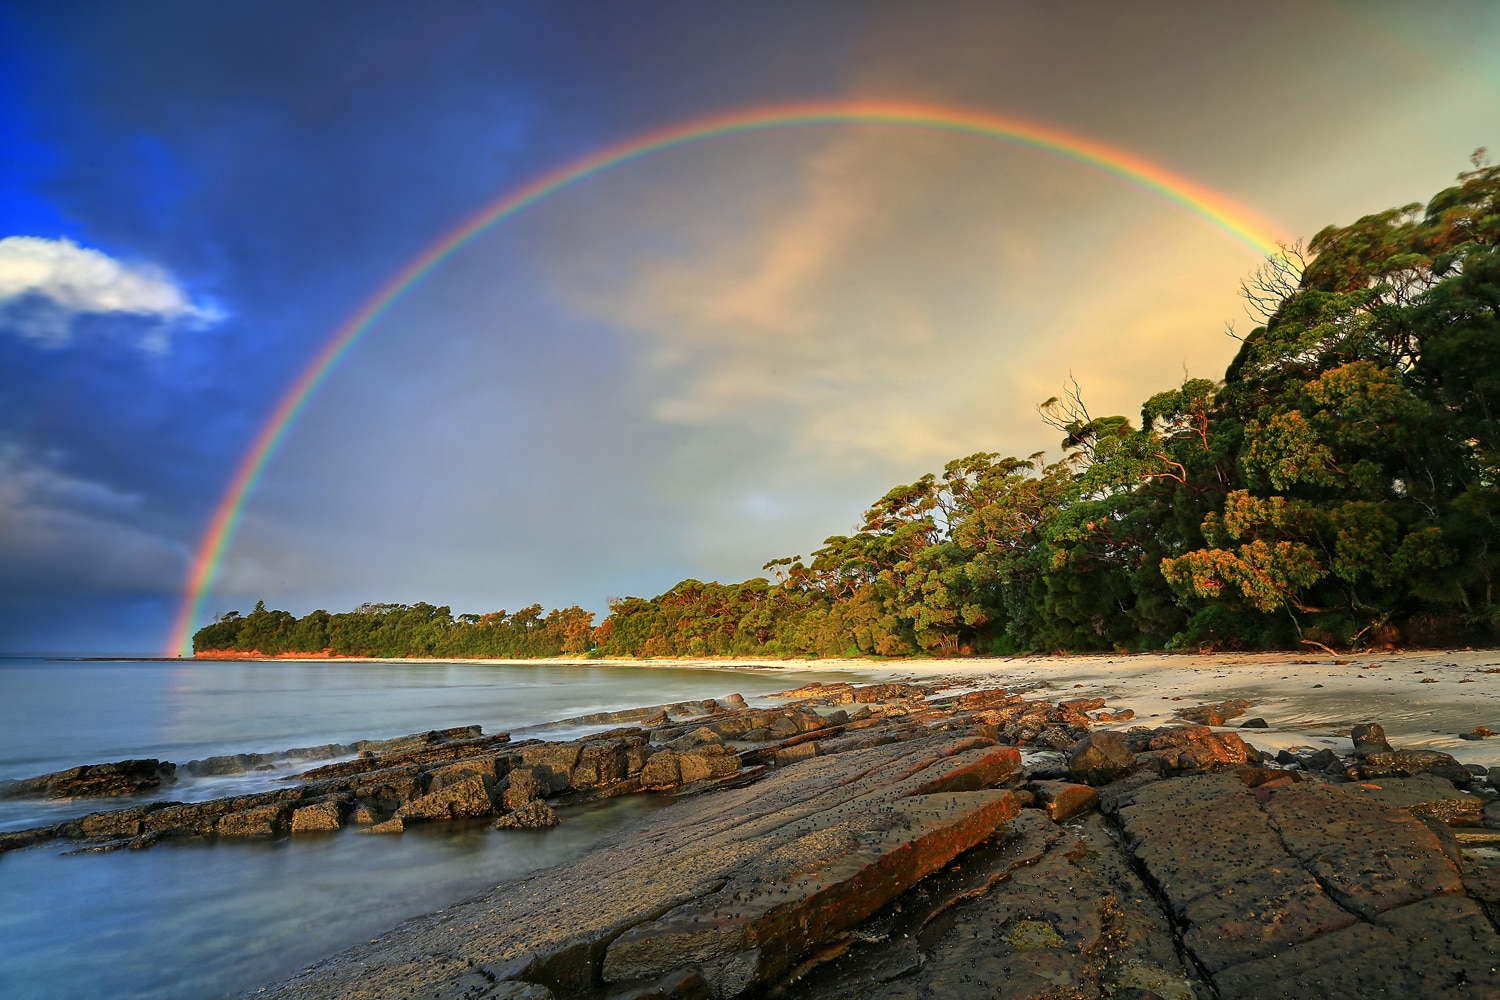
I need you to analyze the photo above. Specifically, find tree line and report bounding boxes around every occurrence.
[196,157,1500,658]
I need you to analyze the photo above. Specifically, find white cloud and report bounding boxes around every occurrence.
[0,236,222,347]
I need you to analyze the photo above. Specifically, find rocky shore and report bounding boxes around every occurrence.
[4,676,1500,998]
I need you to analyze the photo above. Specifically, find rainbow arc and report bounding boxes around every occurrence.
[166,99,1290,656]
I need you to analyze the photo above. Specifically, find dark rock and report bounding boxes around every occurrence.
[1068,731,1136,786]
[1350,722,1394,757]
[1239,717,1268,728]
[1349,749,1471,784]
[1298,748,1340,772]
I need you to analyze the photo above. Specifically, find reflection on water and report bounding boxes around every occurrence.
[0,796,671,1000]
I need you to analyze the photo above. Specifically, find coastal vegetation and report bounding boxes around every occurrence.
[196,158,1500,657]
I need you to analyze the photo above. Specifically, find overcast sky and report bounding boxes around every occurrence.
[2,1,1497,653]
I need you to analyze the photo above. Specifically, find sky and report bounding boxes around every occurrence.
[1,1,1497,654]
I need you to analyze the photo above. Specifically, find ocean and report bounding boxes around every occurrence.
[0,656,869,999]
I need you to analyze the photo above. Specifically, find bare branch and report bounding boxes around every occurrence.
[1239,239,1308,324]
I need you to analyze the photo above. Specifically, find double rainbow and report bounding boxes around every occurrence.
[165,99,1288,656]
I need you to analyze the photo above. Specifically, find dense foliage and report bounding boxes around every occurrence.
[196,160,1500,657]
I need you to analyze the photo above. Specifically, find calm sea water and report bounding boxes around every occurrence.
[0,656,868,1000]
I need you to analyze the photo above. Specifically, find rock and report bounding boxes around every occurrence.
[248,734,1025,1000]
[1239,717,1268,728]
[1349,749,1472,784]
[1029,780,1099,822]
[1212,895,1500,1000]
[957,688,1020,710]
[571,740,629,789]
[767,812,1199,1000]
[678,748,739,783]
[502,768,544,809]
[1126,725,1253,771]
[1298,748,1341,772]
[637,750,682,787]
[217,803,289,838]
[359,816,405,835]
[851,682,927,702]
[494,800,558,830]
[1350,722,1394,757]
[290,801,342,833]
[0,759,176,799]
[1112,770,1497,995]
[772,742,818,767]
[602,788,1023,994]
[1339,774,1486,826]
[397,774,495,822]
[350,803,377,825]
[486,983,555,999]
[1068,731,1136,785]
[518,743,583,793]
[1174,698,1250,726]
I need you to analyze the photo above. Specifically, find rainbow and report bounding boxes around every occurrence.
[165,99,1289,656]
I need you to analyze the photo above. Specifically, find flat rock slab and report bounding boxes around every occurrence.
[249,735,1021,1000]
[786,812,1205,1000]
[1117,772,1500,996]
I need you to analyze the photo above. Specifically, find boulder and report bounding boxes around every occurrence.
[1350,722,1394,757]
[1068,731,1136,786]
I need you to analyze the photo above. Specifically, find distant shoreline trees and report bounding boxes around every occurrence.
[195,156,1500,658]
